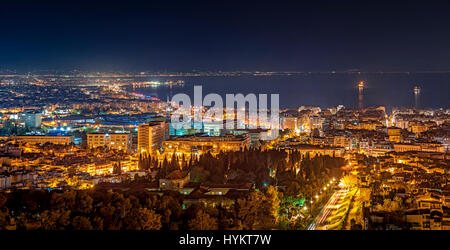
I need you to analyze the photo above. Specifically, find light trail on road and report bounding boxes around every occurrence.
[308,188,346,230]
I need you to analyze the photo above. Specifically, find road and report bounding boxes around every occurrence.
[307,188,346,230]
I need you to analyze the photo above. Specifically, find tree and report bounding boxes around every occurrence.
[40,209,71,230]
[0,211,8,230]
[138,208,162,230]
[237,191,265,229]
[72,216,93,230]
[285,180,301,196]
[237,186,281,230]
[92,216,104,230]
[50,190,76,211]
[188,209,218,230]
[75,191,93,214]
[113,162,122,175]
[262,186,280,227]
[0,193,9,230]
[124,208,162,230]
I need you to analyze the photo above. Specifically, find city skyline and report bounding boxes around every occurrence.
[1,0,450,240]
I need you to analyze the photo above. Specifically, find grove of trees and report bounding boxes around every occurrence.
[0,186,282,230]
[1,148,345,230]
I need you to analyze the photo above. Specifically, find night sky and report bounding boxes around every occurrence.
[2,0,450,72]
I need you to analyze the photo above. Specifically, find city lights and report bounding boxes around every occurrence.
[0,1,448,236]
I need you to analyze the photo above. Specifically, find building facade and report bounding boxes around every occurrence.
[87,132,132,152]
[12,135,73,145]
[138,121,168,154]
[163,134,251,156]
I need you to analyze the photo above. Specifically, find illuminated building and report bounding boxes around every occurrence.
[434,137,449,152]
[280,144,345,157]
[298,114,311,132]
[281,116,298,131]
[309,115,324,131]
[159,170,191,189]
[182,183,253,209]
[310,136,326,145]
[394,143,445,153]
[11,135,73,145]
[387,127,402,142]
[408,121,434,134]
[225,128,270,146]
[417,142,446,153]
[414,86,421,109]
[19,112,42,128]
[333,135,349,148]
[346,121,381,130]
[79,162,114,176]
[138,121,169,154]
[163,134,250,156]
[203,122,221,136]
[87,132,132,152]
[358,81,364,110]
[406,194,443,230]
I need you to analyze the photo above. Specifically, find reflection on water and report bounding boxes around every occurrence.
[125,73,450,111]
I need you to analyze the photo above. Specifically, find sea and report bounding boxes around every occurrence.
[125,73,450,112]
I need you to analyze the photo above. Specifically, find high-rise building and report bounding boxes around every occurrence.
[203,122,221,136]
[414,86,421,109]
[87,132,132,152]
[20,112,42,128]
[138,121,168,154]
[358,81,365,110]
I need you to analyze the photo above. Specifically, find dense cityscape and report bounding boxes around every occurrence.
[0,73,448,231]
[2,4,450,246]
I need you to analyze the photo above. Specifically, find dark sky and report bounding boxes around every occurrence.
[2,0,450,72]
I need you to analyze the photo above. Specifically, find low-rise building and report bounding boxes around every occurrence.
[87,132,132,152]
[159,170,191,189]
[11,135,74,145]
[163,134,250,156]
